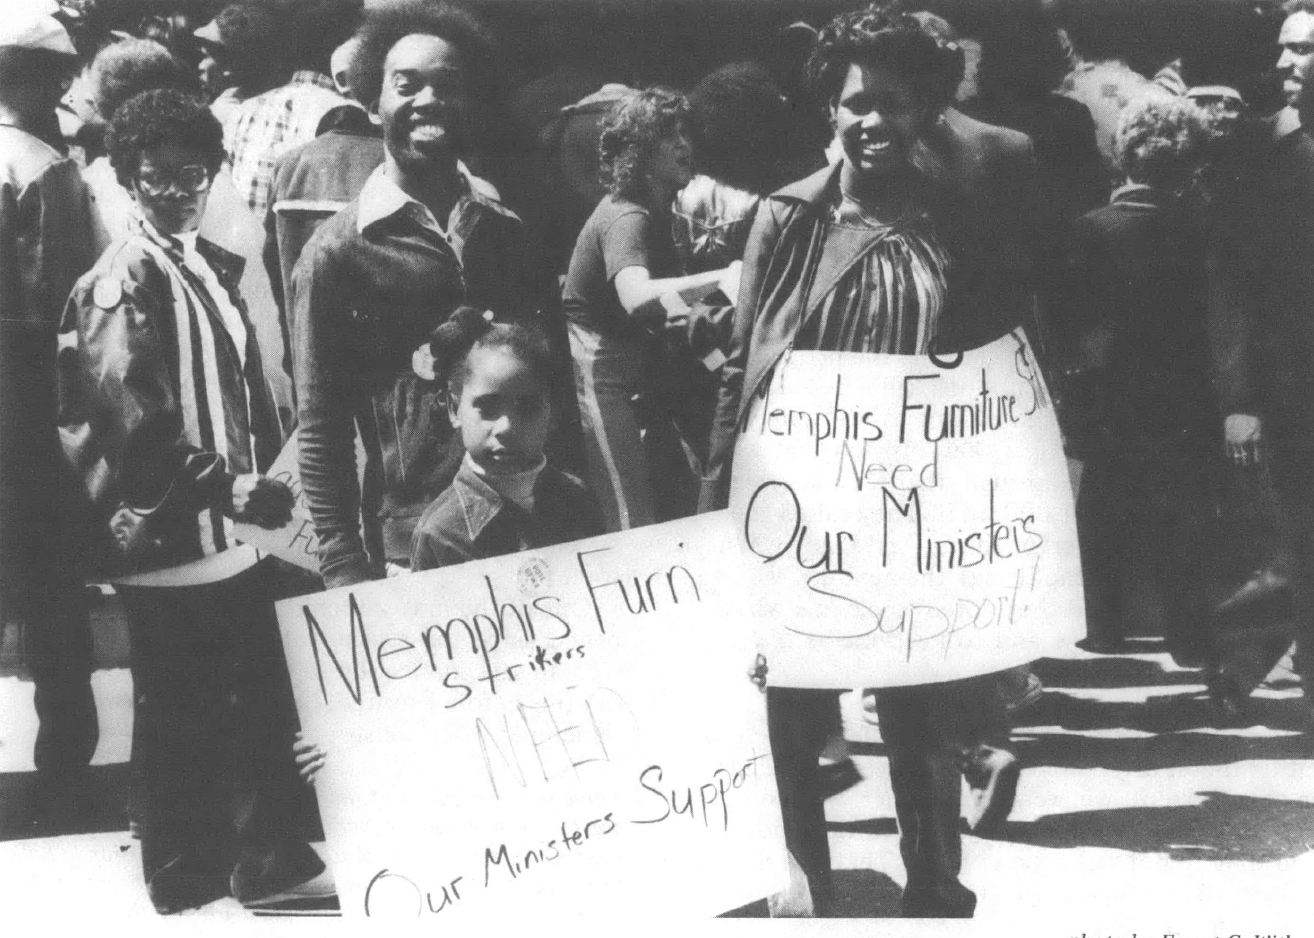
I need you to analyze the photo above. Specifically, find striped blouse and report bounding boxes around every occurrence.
[793,205,951,355]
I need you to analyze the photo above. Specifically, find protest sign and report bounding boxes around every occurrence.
[275,511,787,921]
[232,432,366,572]
[728,329,1085,688]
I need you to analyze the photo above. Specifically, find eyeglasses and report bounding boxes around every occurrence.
[136,165,212,197]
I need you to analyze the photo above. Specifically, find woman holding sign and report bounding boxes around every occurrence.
[701,7,1040,918]
[58,90,327,914]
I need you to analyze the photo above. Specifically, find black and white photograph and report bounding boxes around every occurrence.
[1,0,1312,931]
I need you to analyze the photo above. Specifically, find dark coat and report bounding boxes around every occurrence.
[1208,117,1314,454]
[1,127,94,594]
[701,110,1039,509]
[1064,185,1217,458]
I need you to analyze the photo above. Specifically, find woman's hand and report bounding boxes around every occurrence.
[1224,413,1262,466]
[231,473,294,527]
[748,653,768,692]
[109,507,157,558]
[293,732,326,786]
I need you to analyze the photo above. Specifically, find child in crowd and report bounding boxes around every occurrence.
[293,307,604,783]
[409,305,605,570]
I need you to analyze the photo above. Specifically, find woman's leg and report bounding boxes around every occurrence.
[568,322,656,531]
[873,684,976,918]
[119,585,231,912]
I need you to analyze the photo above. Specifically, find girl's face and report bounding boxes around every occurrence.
[449,346,552,474]
[831,61,927,180]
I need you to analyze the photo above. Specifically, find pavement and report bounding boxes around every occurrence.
[2,596,1313,931]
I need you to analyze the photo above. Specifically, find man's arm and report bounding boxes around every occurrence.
[291,241,374,589]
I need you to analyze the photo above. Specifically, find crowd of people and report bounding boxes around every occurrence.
[3,0,1314,919]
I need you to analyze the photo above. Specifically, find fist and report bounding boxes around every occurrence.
[109,507,157,558]
[231,474,294,528]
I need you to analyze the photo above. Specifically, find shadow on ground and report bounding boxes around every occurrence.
[826,868,903,918]
[1000,791,1314,862]
[0,765,130,842]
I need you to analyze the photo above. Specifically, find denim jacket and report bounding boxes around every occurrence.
[410,463,603,571]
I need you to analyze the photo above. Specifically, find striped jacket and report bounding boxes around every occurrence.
[58,226,282,575]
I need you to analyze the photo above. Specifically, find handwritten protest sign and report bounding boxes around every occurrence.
[275,512,787,921]
[728,329,1085,688]
[232,432,366,572]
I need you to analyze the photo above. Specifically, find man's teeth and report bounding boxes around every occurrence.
[863,139,892,151]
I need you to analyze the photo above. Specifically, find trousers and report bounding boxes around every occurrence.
[118,560,305,881]
[769,675,1008,917]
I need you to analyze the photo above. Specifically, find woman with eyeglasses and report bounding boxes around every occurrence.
[59,89,327,914]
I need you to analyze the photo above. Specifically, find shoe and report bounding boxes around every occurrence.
[1076,636,1128,654]
[899,882,976,918]
[1001,671,1044,713]
[147,851,230,915]
[231,841,333,908]
[1208,672,1247,726]
[963,747,1020,837]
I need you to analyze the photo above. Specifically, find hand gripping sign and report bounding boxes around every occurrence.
[728,329,1085,688]
[231,431,367,572]
[275,512,786,921]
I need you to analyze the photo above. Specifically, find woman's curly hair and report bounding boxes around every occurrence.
[598,86,691,202]
[806,7,963,116]
[1115,98,1211,191]
[105,89,225,190]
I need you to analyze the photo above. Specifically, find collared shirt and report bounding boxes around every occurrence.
[224,71,346,217]
[355,162,506,265]
[409,459,602,571]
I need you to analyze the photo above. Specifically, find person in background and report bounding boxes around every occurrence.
[666,61,794,532]
[293,0,545,590]
[0,0,98,829]
[330,33,361,99]
[1207,0,1314,737]
[701,8,1038,916]
[1066,100,1220,669]
[563,87,740,531]
[71,38,199,257]
[263,30,385,394]
[217,0,357,217]
[192,2,284,128]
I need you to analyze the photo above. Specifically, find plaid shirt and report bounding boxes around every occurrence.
[223,71,345,218]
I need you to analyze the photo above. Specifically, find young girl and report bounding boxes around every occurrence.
[410,306,605,570]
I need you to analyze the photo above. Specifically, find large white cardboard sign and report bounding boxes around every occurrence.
[275,512,787,921]
[728,329,1085,688]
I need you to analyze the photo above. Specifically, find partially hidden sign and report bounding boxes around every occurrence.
[275,512,787,921]
[728,329,1085,688]
[232,432,366,573]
